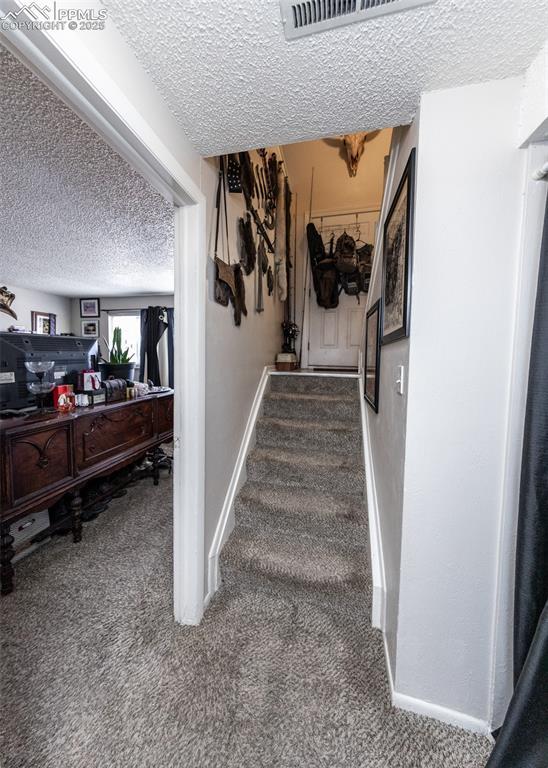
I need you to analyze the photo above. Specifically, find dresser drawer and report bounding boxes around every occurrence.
[7,425,72,505]
[75,402,154,469]
[157,395,174,437]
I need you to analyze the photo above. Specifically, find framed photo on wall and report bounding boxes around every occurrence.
[31,311,56,335]
[364,299,381,412]
[80,298,100,318]
[81,319,99,337]
[381,148,415,344]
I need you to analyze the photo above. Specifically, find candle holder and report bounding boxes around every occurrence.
[25,361,55,415]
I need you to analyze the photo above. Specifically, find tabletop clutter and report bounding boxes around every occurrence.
[51,368,165,414]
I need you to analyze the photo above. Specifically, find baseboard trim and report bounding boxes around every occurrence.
[207,365,270,598]
[381,630,490,735]
[391,690,491,736]
[359,375,386,631]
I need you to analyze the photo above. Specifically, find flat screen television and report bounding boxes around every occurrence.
[0,333,98,412]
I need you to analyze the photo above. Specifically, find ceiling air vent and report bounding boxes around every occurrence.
[280,0,436,40]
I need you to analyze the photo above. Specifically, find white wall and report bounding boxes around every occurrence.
[394,77,526,725]
[202,153,285,591]
[70,294,174,343]
[519,39,548,146]
[365,122,418,681]
[283,130,392,214]
[0,283,72,333]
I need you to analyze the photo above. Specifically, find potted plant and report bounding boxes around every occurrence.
[99,327,136,381]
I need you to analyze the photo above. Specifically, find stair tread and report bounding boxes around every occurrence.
[221,524,368,590]
[237,480,366,521]
[257,415,361,434]
[264,391,357,405]
[249,445,363,469]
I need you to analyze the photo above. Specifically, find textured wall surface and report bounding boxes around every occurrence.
[397,77,525,721]
[0,47,174,297]
[202,152,285,588]
[365,122,418,683]
[105,0,548,155]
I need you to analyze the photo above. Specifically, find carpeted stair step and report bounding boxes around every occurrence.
[262,391,359,423]
[256,415,362,455]
[234,481,366,545]
[246,445,364,496]
[220,524,369,601]
[270,374,358,396]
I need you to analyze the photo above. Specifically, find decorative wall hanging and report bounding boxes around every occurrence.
[80,298,100,318]
[323,131,380,177]
[239,213,256,275]
[32,311,56,335]
[0,286,17,319]
[81,319,99,337]
[364,299,381,412]
[381,148,415,344]
[256,238,267,313]
[274,162,288,302]
[239,150,274,252]
[230,263,247,326]
[226,154,242,193]
[213,156,236,306]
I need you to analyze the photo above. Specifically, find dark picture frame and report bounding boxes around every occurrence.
[381,148,415,344]
[81,319,99,337]
[364,299,381,412]
[80,298,100,318]
[31,311,56,335]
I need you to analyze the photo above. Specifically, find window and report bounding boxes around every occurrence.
[107,311,141,366]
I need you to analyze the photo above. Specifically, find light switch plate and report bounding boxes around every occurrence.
[396,365,405,396]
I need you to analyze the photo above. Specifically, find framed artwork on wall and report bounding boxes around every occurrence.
[381,148,416,344]
[80,298,100,318]
[81,319,99,337]
[364,299,381,412]
[31,311,56,335]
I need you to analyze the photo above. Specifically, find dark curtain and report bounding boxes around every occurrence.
[486,196,548,767]
[514,194,548,679]
[166,307,174,389]
[487,605,548,768]
[139,306,167,386]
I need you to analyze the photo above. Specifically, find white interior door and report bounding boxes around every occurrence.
[308,211,379,368]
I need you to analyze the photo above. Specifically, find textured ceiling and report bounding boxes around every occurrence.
[0,47,174,298]
[105,0,548,155]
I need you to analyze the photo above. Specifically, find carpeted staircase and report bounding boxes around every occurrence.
[2,372,493,766]
[220,374,367,601]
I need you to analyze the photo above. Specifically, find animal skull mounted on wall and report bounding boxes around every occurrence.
[342,132,369,177]
[323,131,379,177]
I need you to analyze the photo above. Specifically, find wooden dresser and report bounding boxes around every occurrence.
[0,392,173,595]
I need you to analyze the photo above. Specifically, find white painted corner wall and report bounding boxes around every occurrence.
[364,63,548,734]
[396,77,526,728]
[519,38,548,146]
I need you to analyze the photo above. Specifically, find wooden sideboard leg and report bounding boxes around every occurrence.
[152,449,160,486]
[71,490,83,544]
[0,521,15,596]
